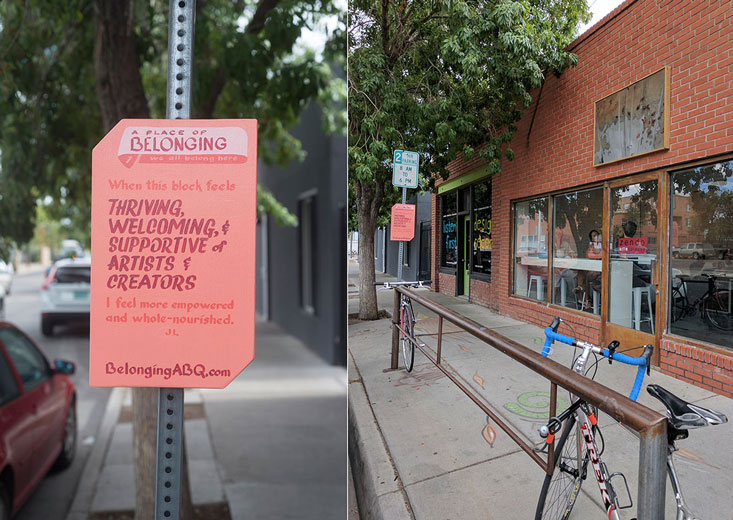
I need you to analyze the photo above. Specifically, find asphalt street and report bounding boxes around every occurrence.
[6,270,111,520]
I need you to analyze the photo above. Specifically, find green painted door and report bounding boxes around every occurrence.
[462,215,471,295]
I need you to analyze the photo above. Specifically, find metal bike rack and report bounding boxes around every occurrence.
[391,287,668,520]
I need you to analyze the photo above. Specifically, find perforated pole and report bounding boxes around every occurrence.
[155,1,196,518]
[397,187,406,280]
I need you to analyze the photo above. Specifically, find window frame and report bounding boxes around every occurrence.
[510,182,606,318]
[0,346,21,406]
[0,327,51,393]
[298,191,317,315]
[439,178,493,280]
[666,158,733,352]
[469,181,492,282]
[439,192,458,273]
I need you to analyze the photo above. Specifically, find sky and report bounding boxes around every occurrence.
[578,0,626,35]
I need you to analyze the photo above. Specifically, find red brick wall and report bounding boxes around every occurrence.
[469,278,496,310]
[438,272,455,297]
[432,0,733,397]
[660,339,733,396]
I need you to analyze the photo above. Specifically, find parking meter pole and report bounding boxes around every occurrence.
[397,187,406,281]
[155,1,196,518]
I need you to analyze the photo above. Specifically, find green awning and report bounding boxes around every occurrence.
[437,163,492,194]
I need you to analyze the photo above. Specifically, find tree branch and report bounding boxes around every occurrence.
[246,0,280,34]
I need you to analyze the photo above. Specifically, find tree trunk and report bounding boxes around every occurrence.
[93,0,150,131]
[356,178,384,320]
[93,3,194,518]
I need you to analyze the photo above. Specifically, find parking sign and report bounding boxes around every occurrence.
[393,149,419,188]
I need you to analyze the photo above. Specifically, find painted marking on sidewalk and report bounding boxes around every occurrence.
[504,392,570,420]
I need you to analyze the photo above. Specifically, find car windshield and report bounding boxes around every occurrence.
[55,266,90,284]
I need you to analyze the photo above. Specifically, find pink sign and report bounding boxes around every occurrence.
[618,237,647,254]
[390,204,416,242]
[90,119,257,388]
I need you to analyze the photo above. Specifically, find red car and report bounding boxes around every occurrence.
[0,323,76,519]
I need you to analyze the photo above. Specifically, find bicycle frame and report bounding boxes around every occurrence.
[574,405,621,519]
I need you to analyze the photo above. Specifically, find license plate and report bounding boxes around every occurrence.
[74,291,88,299]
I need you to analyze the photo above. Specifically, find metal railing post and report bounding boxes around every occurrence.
[637,421,667,520]
[436,315,443,364]
[391,288,400,369]
[392,287,670,514]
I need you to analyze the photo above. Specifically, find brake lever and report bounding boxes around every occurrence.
[607,340,620,365]
[641,344,653,376]
[549,317,561,332]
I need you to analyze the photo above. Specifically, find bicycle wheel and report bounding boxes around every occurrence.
[400,302,415,372]
[704,291,733,331]
[535,415,587,520]
[670,287,686,323]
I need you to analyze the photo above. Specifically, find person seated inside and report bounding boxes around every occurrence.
[574,229,602,312]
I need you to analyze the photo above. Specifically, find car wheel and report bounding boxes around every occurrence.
[0,483,9,520]
[53,398,76,470]
[693,252,699,260]
[41,316,54,337]
[672,251,679,259]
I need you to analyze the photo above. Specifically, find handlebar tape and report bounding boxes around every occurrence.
[542,327,575,356]
[602,349,647,401]
[542,326,649,401]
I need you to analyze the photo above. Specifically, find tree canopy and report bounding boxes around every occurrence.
[348,0,590,319]
[0,0,346,246]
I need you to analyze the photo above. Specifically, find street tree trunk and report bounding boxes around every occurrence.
[93,0,150,131]
[355,178,384,320]
[93,2,194,519]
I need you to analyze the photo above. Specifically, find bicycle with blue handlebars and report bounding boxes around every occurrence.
[535,317,727,520]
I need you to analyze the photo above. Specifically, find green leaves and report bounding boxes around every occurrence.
[0,0,345,245]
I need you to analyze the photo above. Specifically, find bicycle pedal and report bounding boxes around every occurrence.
[608,471,633,510]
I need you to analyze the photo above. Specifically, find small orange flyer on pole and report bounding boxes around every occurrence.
[90,119,257,388]
[390,203,416,242]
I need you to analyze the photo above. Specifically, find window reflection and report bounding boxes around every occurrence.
[472,182,491,275]
[441,193,457,268]
[608,181,658,334]
[552,188,603,314]
[669,160,733,347]
[513,198,548,301]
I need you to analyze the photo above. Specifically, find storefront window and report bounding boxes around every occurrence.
[472,182,491,275]
[669,160,733,348]
[513,197,548,300]
[440,193,457,268]
[608,181,658,332]
[552,188,604,314]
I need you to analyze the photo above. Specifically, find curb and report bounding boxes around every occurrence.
[66,387,125,520]
[347,376,412,520]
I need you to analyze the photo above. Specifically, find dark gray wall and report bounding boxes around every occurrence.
[255,102,346,366]
[378,192,432,281]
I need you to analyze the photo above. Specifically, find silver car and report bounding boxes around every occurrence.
[40,257,91,336]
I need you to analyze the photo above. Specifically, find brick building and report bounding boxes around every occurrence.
[431,0,733,396]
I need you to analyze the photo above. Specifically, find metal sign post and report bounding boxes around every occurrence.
[397,187,406,280]
[155,1,195,518]
[393,150,419,281]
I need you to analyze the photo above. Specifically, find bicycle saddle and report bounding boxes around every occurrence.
[647,384,728,430]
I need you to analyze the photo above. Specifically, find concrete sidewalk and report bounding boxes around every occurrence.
[68,317,347,520]
[348,269,733,519]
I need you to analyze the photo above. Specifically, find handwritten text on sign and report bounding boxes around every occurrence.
[390,204,416,242]
[90,120,257,388]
